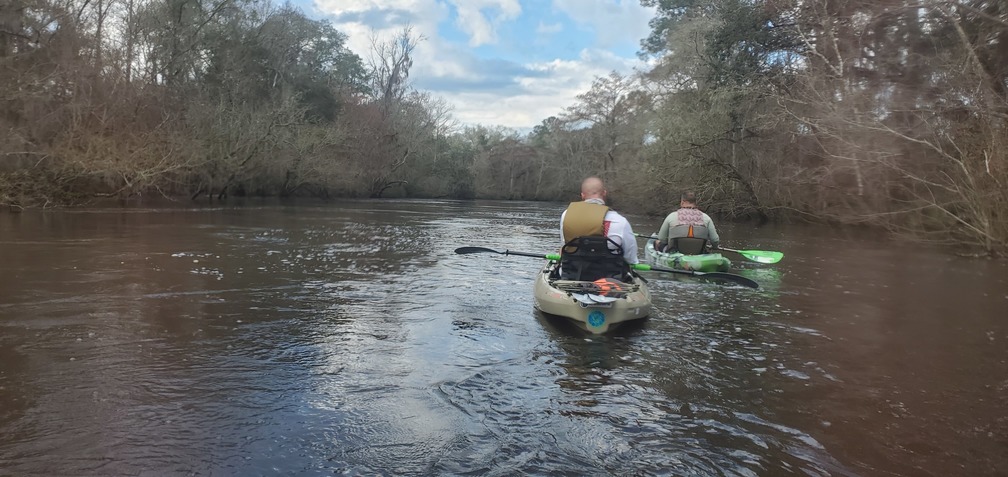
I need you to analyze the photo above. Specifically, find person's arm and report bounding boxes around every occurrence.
[621,223,639,264]
[656,215,671,242]
[559,210,567,244]
[655,214,672,250]
[704,213,720,248]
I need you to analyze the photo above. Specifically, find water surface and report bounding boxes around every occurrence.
[1,199,1005,476]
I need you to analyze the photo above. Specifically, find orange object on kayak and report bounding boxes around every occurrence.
[592,278,624,296]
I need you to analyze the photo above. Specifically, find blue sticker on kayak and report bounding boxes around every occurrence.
[587,310,606,328]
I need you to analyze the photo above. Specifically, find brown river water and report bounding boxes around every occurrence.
[0,198,1006,476]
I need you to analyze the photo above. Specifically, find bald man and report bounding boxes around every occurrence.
[559,176,638,265]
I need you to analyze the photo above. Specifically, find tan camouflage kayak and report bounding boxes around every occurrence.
[532,260,651,334]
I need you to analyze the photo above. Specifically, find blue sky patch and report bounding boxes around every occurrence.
[307,0,655,130]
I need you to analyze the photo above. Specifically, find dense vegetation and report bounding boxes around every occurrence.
[1,0,1005,253]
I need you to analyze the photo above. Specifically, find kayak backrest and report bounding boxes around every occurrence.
[668,224,710,255]
[669,237,708,255]
[558,236,630,281]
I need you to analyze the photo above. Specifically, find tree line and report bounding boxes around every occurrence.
[1,0,1005,253]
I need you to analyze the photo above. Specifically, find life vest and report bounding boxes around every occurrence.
[562,201,608,241]
[667,207,710,255]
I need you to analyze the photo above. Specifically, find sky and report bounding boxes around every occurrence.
[300,0,657,131]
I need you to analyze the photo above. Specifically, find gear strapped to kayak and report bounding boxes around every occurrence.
[550,277,637,298]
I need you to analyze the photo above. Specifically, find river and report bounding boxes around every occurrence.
[1,199,1005,476]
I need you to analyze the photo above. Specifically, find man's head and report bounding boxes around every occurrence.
[580,176,607,201]
[681,191,697,207]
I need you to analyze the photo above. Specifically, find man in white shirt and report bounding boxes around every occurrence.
[559,176,638,265]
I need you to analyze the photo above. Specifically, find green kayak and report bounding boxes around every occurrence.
[644,239,731,272]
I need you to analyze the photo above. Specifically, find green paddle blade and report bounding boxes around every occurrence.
[721,248,783,264]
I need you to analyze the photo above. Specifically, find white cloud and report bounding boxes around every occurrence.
[444,49,642,129]
[447,0,522,46]
[313,0,652,130]
[551,0,654,49]
[313,0,447,57]
[536,21,564,35]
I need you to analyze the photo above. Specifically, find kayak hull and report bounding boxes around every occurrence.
[533,261,651,334]
[644,239,731,272]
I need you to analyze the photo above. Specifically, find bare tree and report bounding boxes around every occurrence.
[356,26,425,197]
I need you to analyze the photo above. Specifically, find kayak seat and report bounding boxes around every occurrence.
[667,224,710,255]
[557,236,631,282]
[667,237,709,255]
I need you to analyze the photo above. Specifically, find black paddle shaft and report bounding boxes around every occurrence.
[454,247,549,259]
[636,264,760,289]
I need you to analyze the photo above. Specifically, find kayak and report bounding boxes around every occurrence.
[644,238,731,272]
[533,260,651,334]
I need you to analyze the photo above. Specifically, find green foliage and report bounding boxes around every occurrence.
[705,1,801,87]
[198,4,366,118]
[642,0,802,88]
[639,0,718,56]
[636,0,1008,251]
[404,135,476,199]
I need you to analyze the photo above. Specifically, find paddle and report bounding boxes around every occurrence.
[717,247,783,264]
[454,246,560,261]
[630,263,759,289]
[454,246,758,288]
[632,233,783,264]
